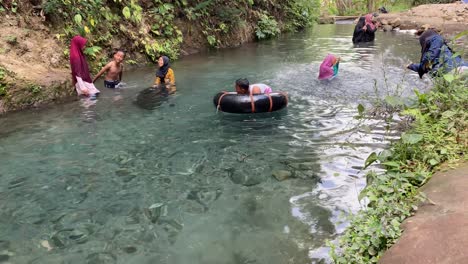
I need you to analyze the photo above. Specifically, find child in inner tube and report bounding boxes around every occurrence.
[235,78,272,95]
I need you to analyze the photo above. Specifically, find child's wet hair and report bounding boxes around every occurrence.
[235,78,249,90]
[110,49,126,58]
[115,49,125,56]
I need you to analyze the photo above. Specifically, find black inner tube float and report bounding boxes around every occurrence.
[213,92,288,114]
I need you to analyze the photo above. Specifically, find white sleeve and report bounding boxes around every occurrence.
[76,76,85,90]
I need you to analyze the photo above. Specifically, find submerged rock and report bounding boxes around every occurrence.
[123,246,137,254]
[229,170,265,186]
[86,252,117,264]
[144,203,166,223]
[0,240,10,250]
[383,25,393,32]
[186,188,222,211]
[272,170,293,181]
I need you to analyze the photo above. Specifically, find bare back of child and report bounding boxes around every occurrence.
[93,50,125,88]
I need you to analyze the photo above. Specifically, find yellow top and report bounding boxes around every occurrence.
[154,68,175,85]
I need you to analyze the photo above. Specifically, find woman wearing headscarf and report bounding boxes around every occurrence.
[352,13,379,43]
[318,54,340,80]
[407,29,467,78]
[69,35,100,96]
[153,56,175,88]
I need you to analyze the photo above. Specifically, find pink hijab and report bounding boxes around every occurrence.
[318,54,336,80]
[70,35,92,83]
[364,14,376,30]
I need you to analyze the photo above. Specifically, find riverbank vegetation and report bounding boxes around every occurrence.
[329,48,467,262]
[40,0,319,65]
[0,0,319,112]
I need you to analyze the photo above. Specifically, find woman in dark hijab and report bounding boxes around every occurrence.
[153,56,175,89]
[352,13,379,43]
[407,29,467,78]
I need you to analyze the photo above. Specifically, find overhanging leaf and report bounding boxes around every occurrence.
[401,133,423,145]
[357,103,365,115]
[122,6,131,19]
[364,152,378,169]
[74,14,82,25]
[443,74,454,83]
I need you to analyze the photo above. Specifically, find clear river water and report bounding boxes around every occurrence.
[0,24,434,263]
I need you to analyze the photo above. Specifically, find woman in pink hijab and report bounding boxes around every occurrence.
[70,35,100,96]
[318,54,340,80]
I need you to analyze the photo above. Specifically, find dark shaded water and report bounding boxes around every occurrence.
[0,24,431,263]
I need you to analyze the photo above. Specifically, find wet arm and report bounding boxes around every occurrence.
[119,65,124,81]
[92,63,111,83]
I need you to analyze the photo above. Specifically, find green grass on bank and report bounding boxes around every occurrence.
[328,64,467,263]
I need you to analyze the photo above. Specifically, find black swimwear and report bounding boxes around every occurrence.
[104,80,120,88]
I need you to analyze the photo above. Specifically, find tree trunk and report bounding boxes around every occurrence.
[367,0,375,13]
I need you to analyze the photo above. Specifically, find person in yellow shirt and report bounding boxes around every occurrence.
[153,56,175,92]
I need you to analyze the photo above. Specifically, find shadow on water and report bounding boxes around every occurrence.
[135,86,173,110]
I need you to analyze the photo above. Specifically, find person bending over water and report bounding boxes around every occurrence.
[235,78,272,95]
[69,35,100,97]
[407,29,467,78]
[93,50,125,88]
[318,54,340,80]
[352,13,379,43]
[154,56,175,92]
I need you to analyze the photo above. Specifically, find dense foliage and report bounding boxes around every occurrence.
[0,0,319,68]
[329,65,467,263]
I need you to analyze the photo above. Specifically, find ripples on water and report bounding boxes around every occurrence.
[0,24,434,263]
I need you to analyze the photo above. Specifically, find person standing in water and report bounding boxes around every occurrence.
[407,29,467,78]
[154,56,175,91]
[92,50,125,88]
[318,54,340,80]
[352,13,379,43]
[69,35,100,97]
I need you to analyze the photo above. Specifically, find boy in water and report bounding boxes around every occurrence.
[93,50,125,88]
[235,78,272,95]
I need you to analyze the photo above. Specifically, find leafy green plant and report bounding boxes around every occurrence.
[255,14,280,40]
[0,66,8,96]
[330,71,467,263]
[84,46,102,59]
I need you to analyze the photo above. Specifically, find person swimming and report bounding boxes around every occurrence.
[318,54,340,80]
[235,78,272,95]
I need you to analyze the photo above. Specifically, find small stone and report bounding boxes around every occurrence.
[123,246,137,254]
[40,240,53,251]
[272,170,292,181]
[115,168,130,177]
[0,240,10,250]
[383,25,393,32]
[144,203,165,223]
[421,24,432,30]
[319,193,328,200]
[390,17,401,27]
